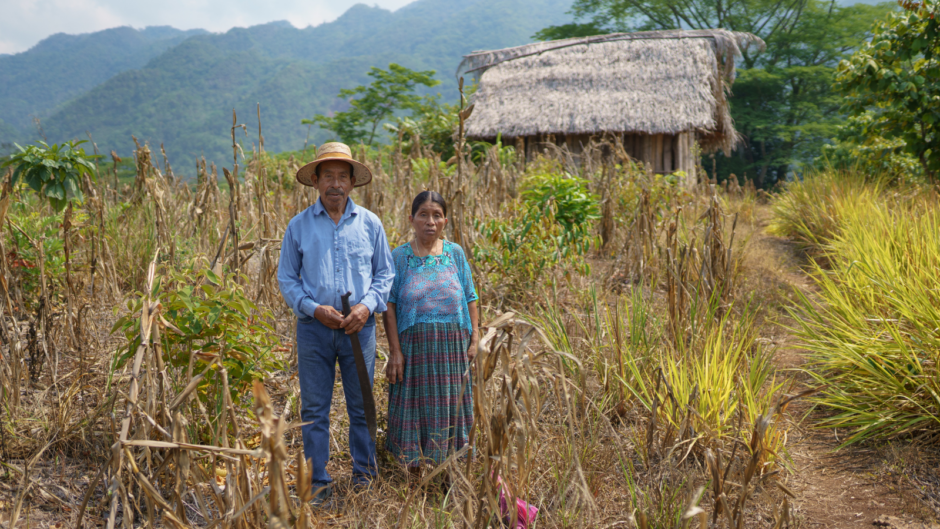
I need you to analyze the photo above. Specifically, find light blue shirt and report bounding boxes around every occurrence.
[277,197,394,320]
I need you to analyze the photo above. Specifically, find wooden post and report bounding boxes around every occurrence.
[676,131,695,188]
[653,134,664,173]
[641,134,652,172]
[676,132,687,177]
[515,136,525,169]
[663,135,674,173]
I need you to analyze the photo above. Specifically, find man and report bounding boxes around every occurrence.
[277,142,393,502]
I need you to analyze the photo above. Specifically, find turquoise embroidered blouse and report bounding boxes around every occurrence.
[388,241,478,337]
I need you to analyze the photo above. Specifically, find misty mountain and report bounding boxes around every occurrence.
[0,26,207,136]
[2,0,572,168]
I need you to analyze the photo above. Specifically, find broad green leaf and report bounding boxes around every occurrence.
[11,165,24,186]
[46,180,66,200]
[63,177,81,201]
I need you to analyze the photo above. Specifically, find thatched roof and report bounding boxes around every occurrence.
[459,29,764,155]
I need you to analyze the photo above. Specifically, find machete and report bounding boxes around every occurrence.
[341,291,378,444]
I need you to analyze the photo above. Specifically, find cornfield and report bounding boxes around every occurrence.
[0,115,803,528]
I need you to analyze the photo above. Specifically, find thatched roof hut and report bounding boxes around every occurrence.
[459,29,763,179]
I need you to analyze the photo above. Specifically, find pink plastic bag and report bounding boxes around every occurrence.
[496,477,539,528]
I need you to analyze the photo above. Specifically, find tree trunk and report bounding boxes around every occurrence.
[63,202,77,349]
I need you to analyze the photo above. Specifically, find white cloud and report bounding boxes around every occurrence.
[0,0,416,54]
[0,0,124,53]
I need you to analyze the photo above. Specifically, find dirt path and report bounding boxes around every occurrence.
[745,213,939,529]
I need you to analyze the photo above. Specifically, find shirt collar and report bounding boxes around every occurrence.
[312,196,359,220]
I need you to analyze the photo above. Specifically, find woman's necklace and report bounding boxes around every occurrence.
[411,238,443,258]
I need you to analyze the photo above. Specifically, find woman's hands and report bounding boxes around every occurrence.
[467,301,480,365]
[386,349,405,384]
[467,336,479,363]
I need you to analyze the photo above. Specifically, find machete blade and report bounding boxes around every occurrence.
[341,292,378,445]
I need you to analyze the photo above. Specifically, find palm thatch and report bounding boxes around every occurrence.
[459,29,764,155]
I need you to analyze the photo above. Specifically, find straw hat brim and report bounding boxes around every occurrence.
[296,157,373,187]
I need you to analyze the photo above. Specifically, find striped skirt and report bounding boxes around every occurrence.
[385,322,473,467]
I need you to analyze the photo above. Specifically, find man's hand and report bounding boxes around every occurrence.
[340,303,370,335]
[386,350,405,384]
[314,305,344,329]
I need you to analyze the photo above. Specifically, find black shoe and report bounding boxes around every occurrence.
[351,476,374,493]
[310,482,332,508]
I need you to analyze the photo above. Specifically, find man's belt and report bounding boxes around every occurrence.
[340,292,378,444]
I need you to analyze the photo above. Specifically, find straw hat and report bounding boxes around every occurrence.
[296,142,373,187]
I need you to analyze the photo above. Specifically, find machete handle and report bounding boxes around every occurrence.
[340,291,352,317]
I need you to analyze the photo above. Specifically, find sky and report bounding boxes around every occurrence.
[0,0,417,55]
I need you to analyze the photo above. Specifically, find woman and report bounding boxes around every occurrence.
[383,191,479,478]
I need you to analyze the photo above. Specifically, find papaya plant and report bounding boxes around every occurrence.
[2,140,100,342]
[2,140,98,212]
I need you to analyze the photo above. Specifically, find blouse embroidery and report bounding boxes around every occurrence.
[388,241,478,337]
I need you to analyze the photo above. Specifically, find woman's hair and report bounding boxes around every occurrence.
[411,190,447,216]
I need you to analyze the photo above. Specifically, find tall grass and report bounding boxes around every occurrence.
[773,172,940,444]
[767,170,882,256]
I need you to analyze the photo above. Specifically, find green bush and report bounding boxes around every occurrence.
[474,200,589,299]
[4,202,72,308]
[2,140,98,212]
[834,0,940,181]
[520,159,600,240]
[822,112,925,184]
[112,267,283,420]
[472,161,599,302]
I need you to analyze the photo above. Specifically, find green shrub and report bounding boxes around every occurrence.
[2,140,98,212]
[472,161,599,302]
[520,159,600,236]
[112,267,283,424]
[822,112,925,184]
[474,199,590,300]
[4,202,72,308]
[469,134,516,166]
[834,0,940,182]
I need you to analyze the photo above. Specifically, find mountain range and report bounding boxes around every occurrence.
[0,0,572,168]
[0,26,206,135]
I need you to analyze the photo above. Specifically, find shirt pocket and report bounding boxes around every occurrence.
[347,233,373,275]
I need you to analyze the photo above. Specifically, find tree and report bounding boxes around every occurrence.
[3,140,98,212]
[834,0,940,182]
[822,111,924,182]
[535,0,892,187]
[2,140,99,344]
[384,103,459,159]
[303,63,440,146]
